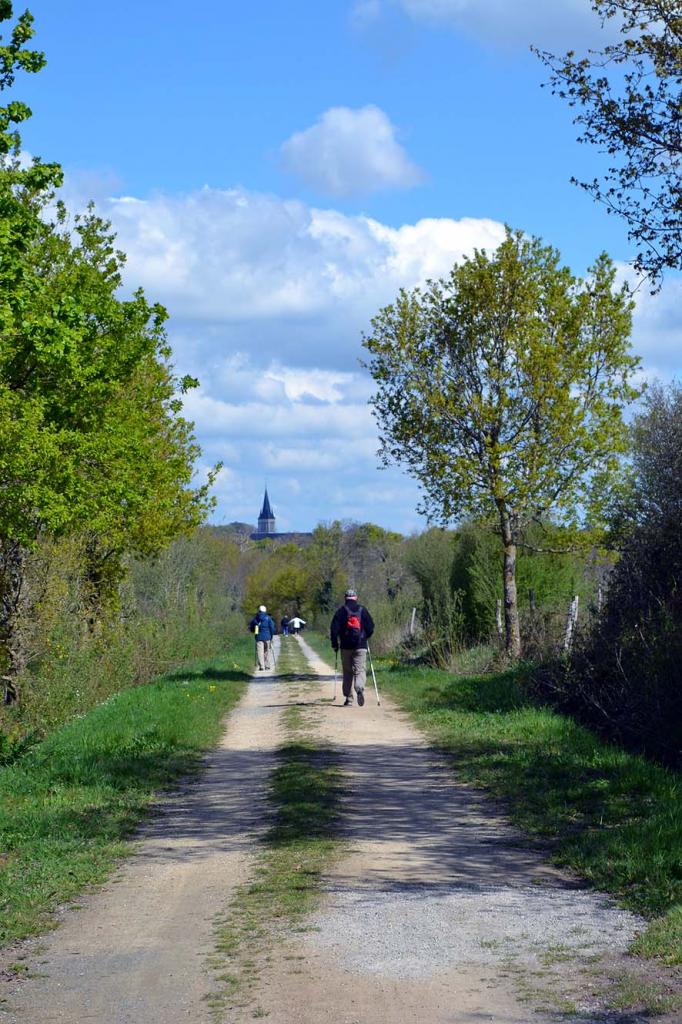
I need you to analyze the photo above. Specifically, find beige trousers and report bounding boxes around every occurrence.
[256,639,272,669]
[340,648,367,698]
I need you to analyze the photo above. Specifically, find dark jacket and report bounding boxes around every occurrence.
[330,599,374,651]
[249,610,276,641]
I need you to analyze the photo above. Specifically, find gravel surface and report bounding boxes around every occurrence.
[2,636,672,1024]
[306,885,643,978]
[0,650,286,1024]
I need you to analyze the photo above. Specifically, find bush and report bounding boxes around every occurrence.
[1,529,243,743]
[534,384,682,767]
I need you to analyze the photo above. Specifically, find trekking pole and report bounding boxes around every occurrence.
[333,648,338,702]
[366,644,381,706]
[271,637,278,671]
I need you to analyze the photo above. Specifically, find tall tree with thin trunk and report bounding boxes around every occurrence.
[362,229,640,658]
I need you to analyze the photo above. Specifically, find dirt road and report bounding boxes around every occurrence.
[0,655,285,1024]
[0,636,662,1023]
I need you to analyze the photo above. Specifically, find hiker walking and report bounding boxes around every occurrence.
[289,615,306,635]
[330,589,374,707]
[280,615,290,637]
[249,605,277,670]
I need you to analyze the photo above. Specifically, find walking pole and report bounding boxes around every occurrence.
[271,637,278,671]
[366,644,381,706]
[333,648,338,702]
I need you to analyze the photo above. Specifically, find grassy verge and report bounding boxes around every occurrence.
[209,637,342,1018]
[376,658,681,966]
[0,638,253,948]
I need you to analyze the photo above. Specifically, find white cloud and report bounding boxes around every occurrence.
[182,389,375,442]
[188,367,424,531]
[83,184,506,374]
[628,274,682,382]
[60,174,682,533]
[280,105,424,197]
[356,0,607,50]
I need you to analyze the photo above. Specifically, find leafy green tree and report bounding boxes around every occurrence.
[536,1,682,282]
[0,5,213,694]
[305,522,347,615]
[403,527,464,664]
[340,522,407,603]
[243,544,309,622]
[363,229,640,658]
[452,521,596,644]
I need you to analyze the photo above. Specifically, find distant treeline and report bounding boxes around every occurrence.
[5,384,680,765]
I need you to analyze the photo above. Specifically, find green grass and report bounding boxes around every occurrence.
[378,659,682,965]
[209,637,342,1016]
[0,638,253,946]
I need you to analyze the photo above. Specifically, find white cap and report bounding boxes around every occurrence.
[259,605,266,612]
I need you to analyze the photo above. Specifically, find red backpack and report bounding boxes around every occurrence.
[343,605,364,647]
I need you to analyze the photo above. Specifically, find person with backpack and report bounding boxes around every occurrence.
[280,615,290,637]
[330,588,374,707]
[248,605,277,670]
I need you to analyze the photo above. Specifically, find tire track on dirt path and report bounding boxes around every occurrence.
[244,635,649,1024]
[0,644,286,1024]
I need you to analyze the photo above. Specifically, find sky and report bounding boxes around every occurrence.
[14,0,682,534]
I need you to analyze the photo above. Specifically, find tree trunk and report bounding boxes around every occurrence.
[0,541,29,702]
[498,510,521,659]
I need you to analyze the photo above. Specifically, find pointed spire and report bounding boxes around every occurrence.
[259,488,274,520]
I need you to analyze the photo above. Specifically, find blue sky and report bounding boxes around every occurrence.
[16,0,682,533]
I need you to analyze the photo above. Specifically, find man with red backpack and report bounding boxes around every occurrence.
[330,589,375,707]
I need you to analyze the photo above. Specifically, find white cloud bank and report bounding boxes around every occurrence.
[280,105,424,197]
[97,185,505,369]
[69,180,681,531]
[354,0,607,49]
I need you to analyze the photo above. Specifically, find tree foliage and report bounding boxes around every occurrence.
[0,4,213,693]
[536,1,682,282]
[363,229,640,657]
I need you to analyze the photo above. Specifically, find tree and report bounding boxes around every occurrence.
[536,1,682,282]
[0,5,213,695]
[363,229,640,658]
[242,544,309,621]
[305,522,346,615]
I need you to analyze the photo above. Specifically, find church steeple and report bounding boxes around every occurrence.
[257,488,276,535]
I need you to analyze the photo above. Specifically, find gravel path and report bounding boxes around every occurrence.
[0,636,671,1024]
[0,648,285,1024]
[249,636,651,1024]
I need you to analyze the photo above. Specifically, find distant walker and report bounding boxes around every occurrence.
[249,604,277,670]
